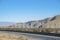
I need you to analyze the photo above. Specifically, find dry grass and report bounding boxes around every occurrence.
[0,33,28,40]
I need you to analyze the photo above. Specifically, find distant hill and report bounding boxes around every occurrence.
[0,15,60,28]
[10,15,60,28]
[0,22,14,26]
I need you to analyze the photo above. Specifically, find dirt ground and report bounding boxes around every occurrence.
[0,33,29,40]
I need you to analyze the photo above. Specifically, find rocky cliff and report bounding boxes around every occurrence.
[9,15,60,28]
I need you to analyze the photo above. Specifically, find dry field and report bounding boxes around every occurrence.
[0,33,29,40]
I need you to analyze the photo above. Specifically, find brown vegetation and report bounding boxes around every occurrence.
[0,33,28,40]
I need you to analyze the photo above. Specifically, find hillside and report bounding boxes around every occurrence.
[0,15,60,33]
[8,15,60,28]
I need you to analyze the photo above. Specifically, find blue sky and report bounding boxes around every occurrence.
[0,0,60,22]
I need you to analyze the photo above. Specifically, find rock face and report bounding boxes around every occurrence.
[45,15,60,28]
[9,15,60,28]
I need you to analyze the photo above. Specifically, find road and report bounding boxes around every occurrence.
[0,31,60,40]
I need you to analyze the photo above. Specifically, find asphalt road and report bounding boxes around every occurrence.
[0,31,60,40]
